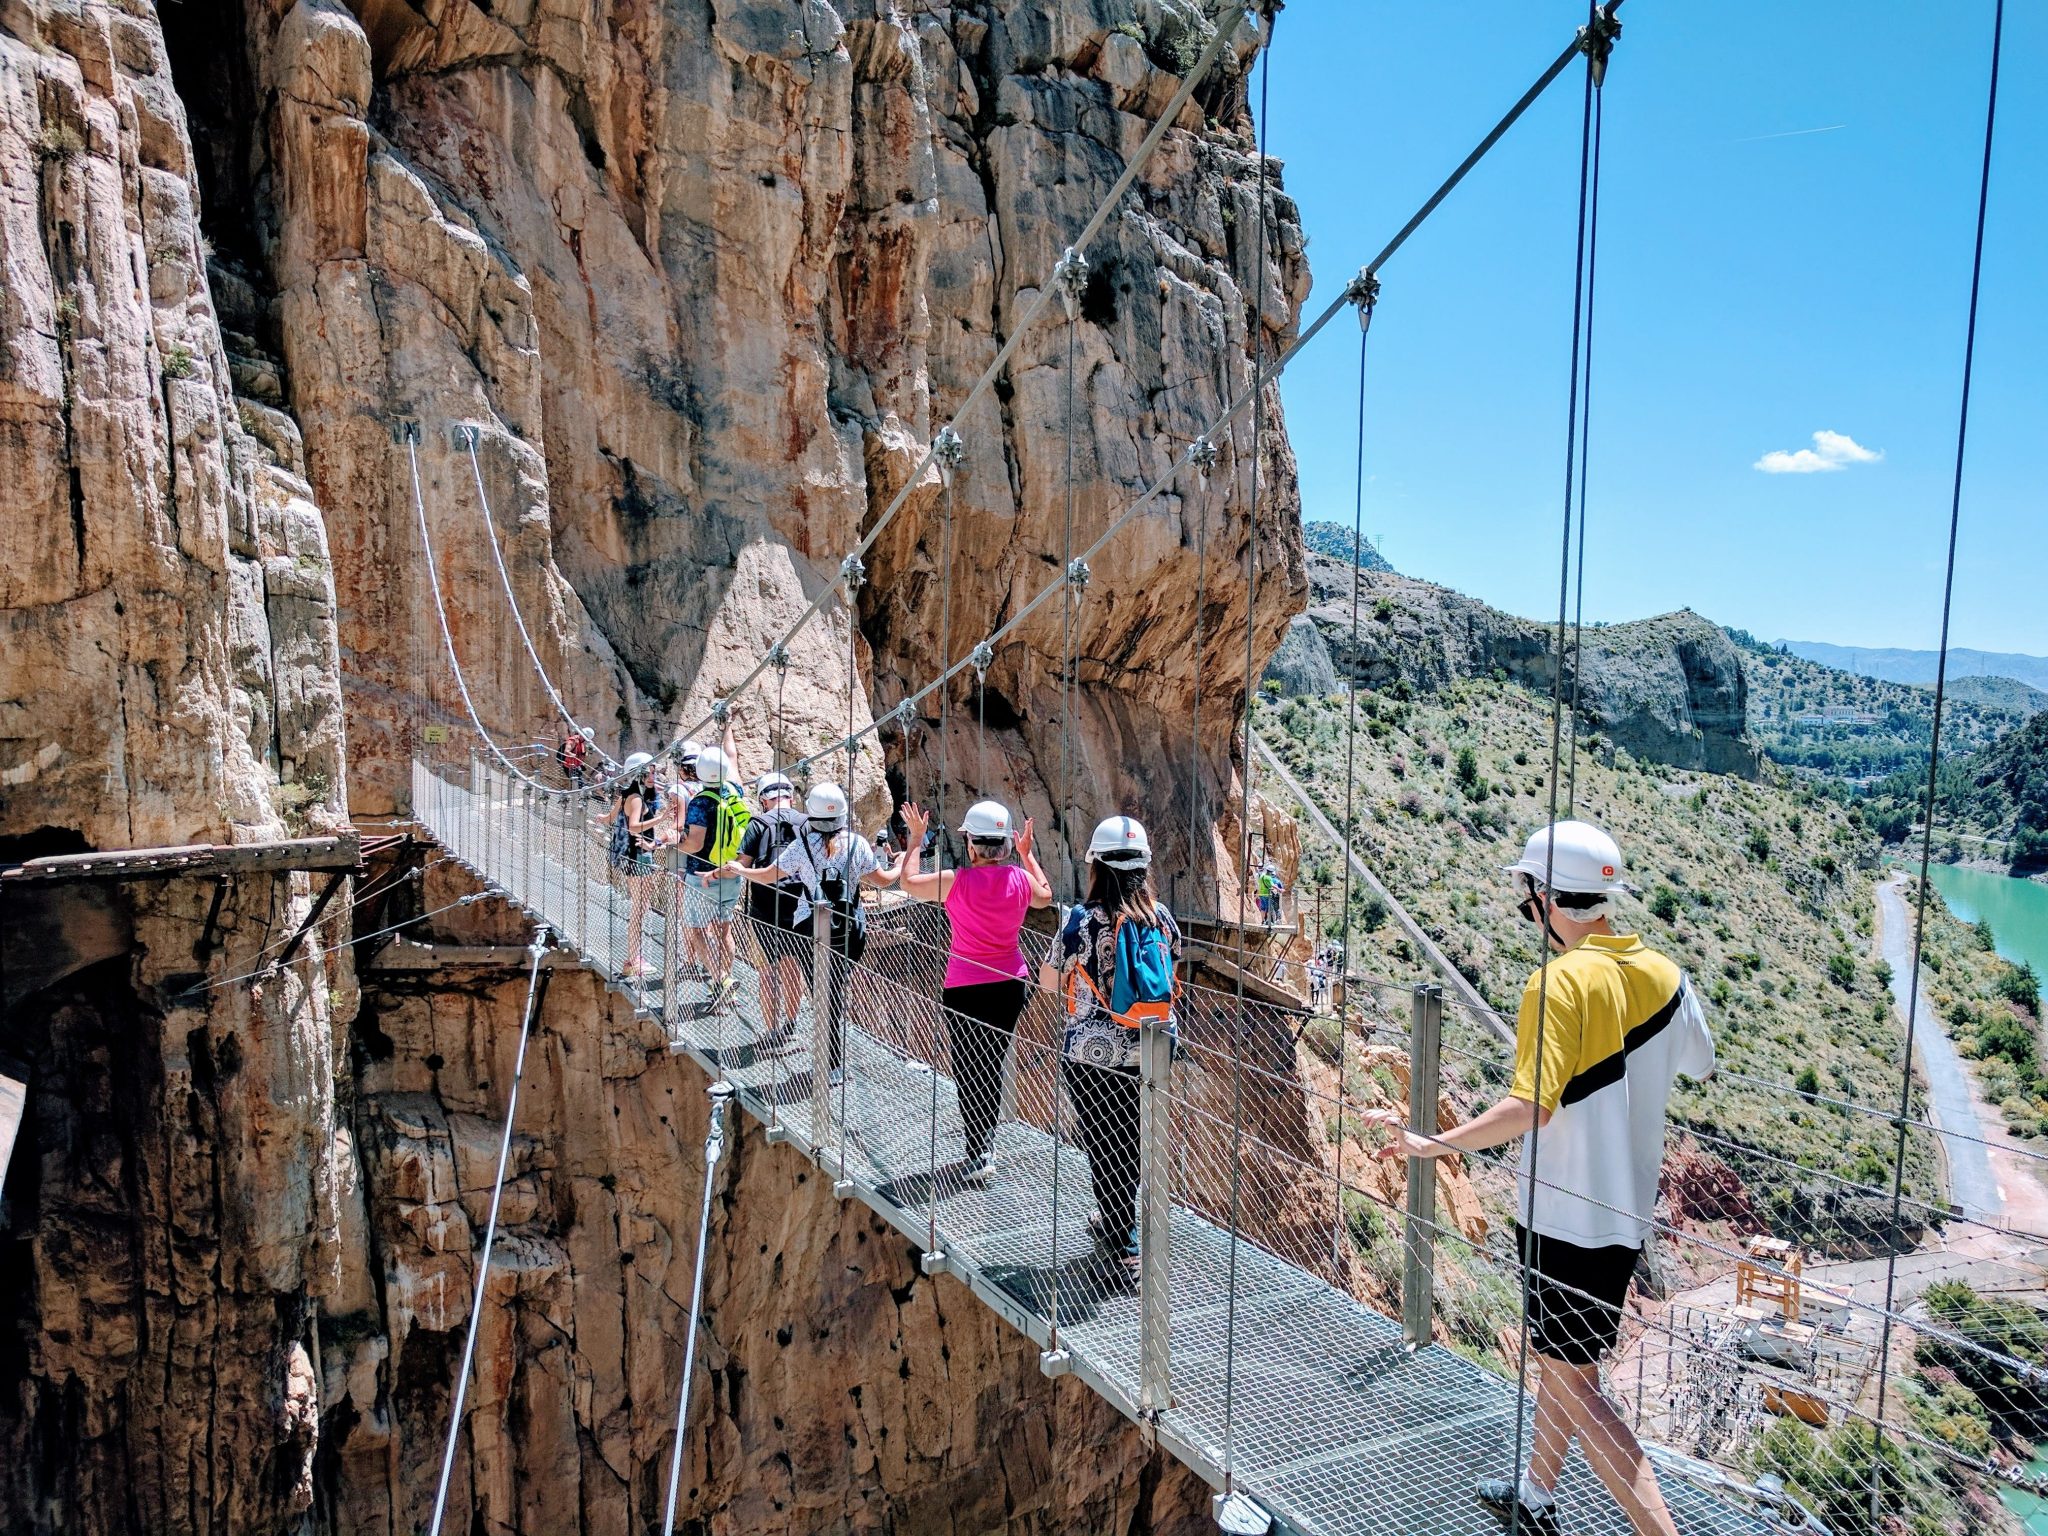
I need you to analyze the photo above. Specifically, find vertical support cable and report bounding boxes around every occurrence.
[1868,3,2003,1524]
[1055,260,1085,896]
[658,1079,735,1536]
[1222,16,1274,1485]
[1563,83,1604,811]
[934,428,964,854]
[1510,14,1608,1522]
[427,936,550,1536]
[1330,298,1376,1272]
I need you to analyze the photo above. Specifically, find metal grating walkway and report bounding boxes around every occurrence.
[413,763,1778,1536]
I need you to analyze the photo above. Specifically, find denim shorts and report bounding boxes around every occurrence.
[683,873,742,928]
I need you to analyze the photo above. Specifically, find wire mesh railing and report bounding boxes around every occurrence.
[409,758,2048,1536]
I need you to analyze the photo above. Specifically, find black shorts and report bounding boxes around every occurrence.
[1516,1227,1639,1367]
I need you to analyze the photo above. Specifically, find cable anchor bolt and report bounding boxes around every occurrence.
[970,640,995,677]
[767,641,790,672]
[1344,268,1382,331]
[1579,3,1622,86]
[1052,246,1089,320]
[710,697,731,724]
[840,553,867,596]
[932,425,966,479]
[1189,435,1218,473]
[1065,558,1091,593]
[893,699,916,730]
[453,423,479,451]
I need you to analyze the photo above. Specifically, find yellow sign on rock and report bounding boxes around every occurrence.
[423,725,448,744]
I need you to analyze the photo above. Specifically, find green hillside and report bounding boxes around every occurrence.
[1257,679,2033,1249]
[1864,712,2048,871]
[1729,630,2034,783]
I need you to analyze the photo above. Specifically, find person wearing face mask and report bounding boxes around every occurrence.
[723,782,901,1087]
[898,799,1053,1185]
[1367,820,1713,1536]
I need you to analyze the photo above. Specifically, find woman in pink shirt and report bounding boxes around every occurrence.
[900,799,1053,1185]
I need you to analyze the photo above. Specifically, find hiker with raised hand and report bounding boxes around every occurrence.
[898,799,1053,1186]
[1366,820,1712,1536]
[735,772,809,1048]
[723,782,901,1086]
[676,744,751,1016]
[1045,814,1181,1278]
[607,752,663,978]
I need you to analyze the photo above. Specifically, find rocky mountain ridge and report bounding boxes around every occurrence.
[1267,550,1761,778]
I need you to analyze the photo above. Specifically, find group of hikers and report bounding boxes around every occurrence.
[592,730,1180,1275]
[583,721,1710,1536]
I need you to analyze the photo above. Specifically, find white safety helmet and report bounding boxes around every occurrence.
[958,800,1015,843]
[674,737,703,772]
[1087,814,1151,868]
[806,782,849,832]
[1504,819,1631,896]
[579,726,595,742]
[694,746,732,786]
[758,772,795,803]
[621,751,655,781]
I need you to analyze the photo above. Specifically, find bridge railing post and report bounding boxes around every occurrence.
[810,906,833,1148]
[1137,1014,1173,1413]
[1402,982,1443,1349]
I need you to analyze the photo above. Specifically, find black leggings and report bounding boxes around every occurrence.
[943,978,1026,1162]
[1066,1060,1142,1239]
[824,921,866,1072]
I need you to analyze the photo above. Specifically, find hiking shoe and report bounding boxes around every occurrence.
[712,977,738,1010]
[828,1067,844,1088]
[961,1154,996,1188]
[1475,1479,1562,1536]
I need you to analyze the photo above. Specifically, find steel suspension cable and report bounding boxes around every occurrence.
[659,1082,735,1536]
[1564,83,1603,810]
[1058,293,1080,891]
[1510,12,1611,1525]
[462,426,610,761]
[935,445,958,859]
[1330,306,1377,1269]
[427,935,550,1536]
[637,6,1249,756]
[1869,1,2004,1522]
[1221,21,1274,1488]
[407,434,582,797]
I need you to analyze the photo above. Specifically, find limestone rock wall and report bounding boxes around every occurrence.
[222,0,1302,855]
[1,0,350,1527]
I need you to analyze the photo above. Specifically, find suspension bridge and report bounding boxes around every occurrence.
[353,3,2041,1534]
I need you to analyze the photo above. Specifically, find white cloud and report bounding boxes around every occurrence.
[1755,430,1883,475]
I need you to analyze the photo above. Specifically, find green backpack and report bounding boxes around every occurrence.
[702,782,754,866]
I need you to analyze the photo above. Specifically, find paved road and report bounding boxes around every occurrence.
[1877,877,2003,1219]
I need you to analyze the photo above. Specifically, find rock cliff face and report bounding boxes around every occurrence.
[2,0,350,1524]
[326,877,1215,1536]
[1285,552,1762,779]
[175,0,1305,883]
[3,0,1306,1529]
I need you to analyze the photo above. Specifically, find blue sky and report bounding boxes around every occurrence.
[1268,2,2045,655]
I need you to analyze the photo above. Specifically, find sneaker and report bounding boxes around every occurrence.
[904,1058,934,1075]
[828,1067,844,1088]
[961,1154,995,1188]
[712,976,738,1010]
[1475,1479,1562,1536]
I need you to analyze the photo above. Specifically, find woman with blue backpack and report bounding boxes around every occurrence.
[1048,813,1181,1277]
[898,798,1054,1186]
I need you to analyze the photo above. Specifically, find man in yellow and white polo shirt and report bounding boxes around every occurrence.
[1375,819,1713,1536]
